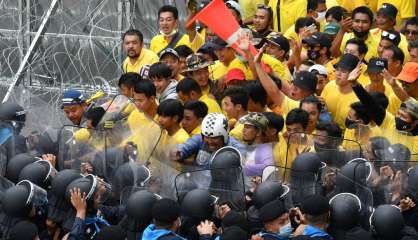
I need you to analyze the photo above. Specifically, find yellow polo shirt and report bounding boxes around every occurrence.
[150,34,195,54]
[122,48,159,73]
[199,94,222,113]
[337,0,378,13]
[370,28,410,62]
[268,0,307,32]
[340,32,379,62]
[377,0,416,29]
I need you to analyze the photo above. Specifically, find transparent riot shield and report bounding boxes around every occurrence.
[285,133,363,170]
[0,124,14,176]
[175,167,246,211]
[261,165,293,207]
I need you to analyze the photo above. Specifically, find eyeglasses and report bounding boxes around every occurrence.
[403,30,418,36]
[382,31,397,40]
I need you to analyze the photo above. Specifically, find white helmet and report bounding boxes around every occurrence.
[201,113,229,143]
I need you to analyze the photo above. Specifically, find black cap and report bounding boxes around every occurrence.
[266,33,290,53]
[293,71,318,93]
[367,57,388,73]
[159,48,180,60]
[221,226,248,240]
[301,194,330,216]
[211,36,228,50]
[302,32,332,48]
[222,210,247,229]
[377,3,398,20]
[152,198,180,224]
[334,53,360,72]
[259,199,287,222]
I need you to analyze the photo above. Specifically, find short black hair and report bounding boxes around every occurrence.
[316,122,342,139]
[122,29,143,43]
[264,112,284,133]
[405,16,418,28]
[307,0,318,12]
[134,79,156,97]
[157,99,184,122]
[174,45,194,58]
[382,29,401,46]
[295,17,317,34]
[350,101,372,124]
[118,73,142,88]
[286,108,310,129]
[352,6,374,23]
[384,45,405,65]
[223,87,249,111]
[85,107,106,128]
[409,40,418,50]
[158,5,179,19]
[346,38,368,56]
[246,81,267,108]
[176,77,202,95]
[370,91,389,110]
[184,100,208,119]
[300,96,323,112]
[325,6,347,22]
[301,60,316,67]
[148,62,172,80]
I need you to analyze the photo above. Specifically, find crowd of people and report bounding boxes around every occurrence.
[0,0,418,239]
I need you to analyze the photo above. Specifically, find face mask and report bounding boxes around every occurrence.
[345,118,358,129]
[160,28,178,37]
[316,11,326,22]
[278,222,293,238]
[353,30,369,39]
[395,117,412,131]
[307,50,320,61]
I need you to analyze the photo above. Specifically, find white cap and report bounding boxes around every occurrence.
[309,64,328,76]
[225,1,243,18]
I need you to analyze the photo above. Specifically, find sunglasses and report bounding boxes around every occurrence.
[403,30,418,36]
[382,31,397,40]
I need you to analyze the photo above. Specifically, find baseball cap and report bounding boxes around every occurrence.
[301,194,330,216]
[259,199,287,222]
[225,0,243,17]
[225,68,245,84]
[397,62,418,83]
[159,48,180,60]
[211,36,228,50]
[309,64,328,76]
[293,71,318,93]
[62,89,85,107]
[265,33,290,53]
[302,32,332,48]
[402,98,418,119]
[183,54,213,73]
[377,3,398,20]
[367,58,388,73]
[243,112,269,131]
[324,22,341,36]
[334,53,360,72]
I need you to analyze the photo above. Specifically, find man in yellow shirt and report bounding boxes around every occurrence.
[176,77,221,114]
[377,30,402,58]
[377,0,416,29]
[130,79,159,125]
[212,37,237,80]
[222,87,249,143]
[182,54,215,97]
[332,6,379,62]
[150,5,193,54]
[337,0,377,13]
[265,33,292,83]
[403,17,418,44]
[182,100,208,137]
[268,0,307,32]
[157,99,190,145]
[238,0,265,25]
[122,29,159,74]
[159,48,183,82]
[321,53,360,129]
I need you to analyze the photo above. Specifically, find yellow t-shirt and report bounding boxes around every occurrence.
[190,125,201,136]
[387,92,402,116]
[271,96,300,117]
[228,58,254,80]
[268,0,307,33]
[150,34,193,54]
[377,0,416,29]
[343,125,382,150]
[199,94,222,113]
[228,55,285,80]
[230,122,245,143]
[379,113,418,154]
[209,60,228,81]
[262,54,292,82]
[326,0,339,8]
[321,81,359,129]
[340,32,379,62]
[370,28,410,62]
[122,48,159,73]
[337,0,378,13]
[238,0,266,21]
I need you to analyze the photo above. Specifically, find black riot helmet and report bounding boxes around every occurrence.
[181,189,217,220]
[253,181,289,209]
[335,158,372,193]
[329,193,362,230]
[6,153,37,183]
[291,152,323,178]
[370,205,404,240]
[407,166,418,202]
[210,146,242,182]
[2,180,47,217]
[380,144,411,172]
[0,102,26,122]
[65,174,98,203]
[126,190,159,220]
[50,169,81,200]
[111,163,151,197]
[18,160,56,189]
